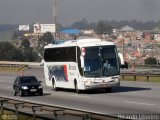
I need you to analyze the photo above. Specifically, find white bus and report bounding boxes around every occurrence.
[43,38,120,93]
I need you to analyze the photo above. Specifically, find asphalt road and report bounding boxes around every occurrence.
[0,67,160,117]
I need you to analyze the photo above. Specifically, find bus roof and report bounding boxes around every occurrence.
[44,38,115,49]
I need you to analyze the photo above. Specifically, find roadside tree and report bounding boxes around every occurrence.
[37,32,54,57]
[96,21,113,35]
[0,42,23,61]
[144,57,157,65]
[21,38,40,62]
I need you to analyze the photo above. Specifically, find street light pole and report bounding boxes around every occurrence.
[122,37,124,58]
[53,0,57,40]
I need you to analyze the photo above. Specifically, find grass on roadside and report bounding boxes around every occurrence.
[120,76,160,82]
[0,67,17,72]
[0,110,43,120]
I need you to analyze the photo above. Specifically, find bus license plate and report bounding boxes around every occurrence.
[101,84,107,87]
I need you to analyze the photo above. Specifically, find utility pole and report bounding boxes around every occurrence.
[119,34,124,58]
[53,0,57,40]
[122,37,124,58]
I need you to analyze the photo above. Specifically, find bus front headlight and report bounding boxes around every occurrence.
[84,80,92,85]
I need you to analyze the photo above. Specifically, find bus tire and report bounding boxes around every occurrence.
[74,80,80,94]
[52,79,57,91]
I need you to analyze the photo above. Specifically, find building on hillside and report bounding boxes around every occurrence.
[120,25,135,32]
[154,33,160,41]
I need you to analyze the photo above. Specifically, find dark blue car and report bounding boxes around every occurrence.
[13,76,43,97]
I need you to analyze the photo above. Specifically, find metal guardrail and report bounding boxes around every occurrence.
[0,63,26,68]
[121,72,160,82]
[0,96,120,120]
[0,61,40,66]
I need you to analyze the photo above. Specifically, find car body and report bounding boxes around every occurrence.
[13,76,43,97]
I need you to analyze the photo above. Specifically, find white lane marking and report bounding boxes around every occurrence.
[125,101,155,106]
[129,92,137,94]
[71,94,90,98]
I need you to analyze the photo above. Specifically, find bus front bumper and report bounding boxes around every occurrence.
[83,79,120,90]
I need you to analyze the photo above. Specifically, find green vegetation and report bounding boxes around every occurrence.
[21,39,40,62]
[0,67,17,72]
[96,21,113,35]
[121,69,160,82]
[0,110,42,120]
[0,41,40,62]
[37,32,54,57]
[145,57,157,65]
[0,42,23,61]
[0,30,55,62]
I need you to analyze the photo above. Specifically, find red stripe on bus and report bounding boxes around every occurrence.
[64,65,68,81]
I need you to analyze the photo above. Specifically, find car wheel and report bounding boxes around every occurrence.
[19,90,24,97]
[39,91,43,96]
[14,91,17,96]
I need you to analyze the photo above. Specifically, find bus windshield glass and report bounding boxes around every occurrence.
[83,46,119,77]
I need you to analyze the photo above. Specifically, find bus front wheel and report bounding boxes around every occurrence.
[74,81,80,94]
[52,79,57,91]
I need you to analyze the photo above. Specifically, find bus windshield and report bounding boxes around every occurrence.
[83,46,119,77]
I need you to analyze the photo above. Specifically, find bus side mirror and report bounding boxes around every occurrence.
[80,56,84,68]
[118,53,124,66]
[40,59,44,66]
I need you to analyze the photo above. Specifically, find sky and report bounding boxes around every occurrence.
[0,0,160,26]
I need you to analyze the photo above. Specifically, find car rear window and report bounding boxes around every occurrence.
[20,77,38,83]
